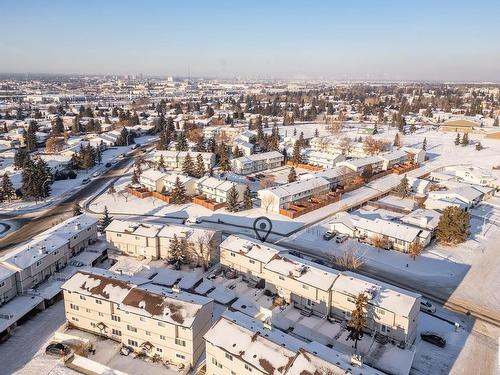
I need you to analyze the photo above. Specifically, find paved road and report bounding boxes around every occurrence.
[0,151,139,255]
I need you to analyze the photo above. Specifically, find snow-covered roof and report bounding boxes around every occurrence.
[337,156,383,170]
[264,176,330,198]
[333,271,420,318]
[105,220,163,238]
[197,176,245,192]
[42,214,97,241]
[1,233,68,270]
[163,173,196,185]
[221,235,280,264]
[0,264,16,281]
[265,254,339,291]
[119,283,211,328]
[401,208,441,230]
[378,149,408,162]
[157,223,216,242]
[140,169,167,182]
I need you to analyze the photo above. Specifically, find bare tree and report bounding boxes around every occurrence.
[339,136,353,155]
[259,175,276,190]
[190,231,217,270]
[371,235,390,249]
[408,241,424,260]
[327,120,343,135]
[335,248,365,270]
[260,193,276,213]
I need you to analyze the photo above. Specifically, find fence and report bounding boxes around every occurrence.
[286,161,323,171]
[279,192,341,218]
[192,195,226,211]
[127,187,152,198]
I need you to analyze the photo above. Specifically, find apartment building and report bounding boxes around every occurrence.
[196,176,247,203]
[204,311,382,375]
[154,151,215,170]
[257,176,330,213]
[336,156,384,174]
[303,150,345,168]
[331,272,421,344]
[219,235,420,345]
[231,151,284,175]
[329,212,432,252]
[0,265,17,305]
[62,269,214,367]
[105,220,221,265]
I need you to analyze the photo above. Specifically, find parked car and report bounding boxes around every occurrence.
[46,342,70,357]
[92,171,100,178]
[420,299,436,313]
[186,217,202,224]
[246,176,256,182]
[420,332,446,347]
[82,178,90,184]
[289,250,303,258]
[105,162,112,168]
[323,231,335,241]
[312,258,326,266]
[335,233,349,243]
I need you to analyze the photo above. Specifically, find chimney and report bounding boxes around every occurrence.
[75,223,81,230]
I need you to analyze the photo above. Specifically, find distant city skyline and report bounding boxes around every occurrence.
[1,0,499,81]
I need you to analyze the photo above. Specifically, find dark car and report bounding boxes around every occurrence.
[105,162,112,168]
[420,332,446,347]
[323,231,335,241]
[46,342,71,357]
[312,258,326,266]
[246,176,256,182]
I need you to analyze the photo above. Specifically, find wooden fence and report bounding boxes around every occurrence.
[192,195,226,211]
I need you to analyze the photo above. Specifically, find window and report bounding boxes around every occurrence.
[127,325,137,333]
[35,260,42,267]
[176,353,185,360]
[175,338,186,347]
[112,329,122,336]
[249,259,255,264]
[212,358,222,369]
[128,339,138,347]
[160,335,166,340]
[98,312,103,317]
[230,252,236,257]
[111,315,120,322]
[80,295,86,301]
[70,303,79,311]
[71,317,79,322]
[225,353,233,361]
[158,322,166,327]
[116,234,122,237]
[302,284,309,290]
[95,299,102,305]
[91,322,96,328]
[279,275,285,281]
[245,363,253,372]
[139,316,146,322]
[156,348,163,353]
[231,372,236,375]
[145,331,151,336]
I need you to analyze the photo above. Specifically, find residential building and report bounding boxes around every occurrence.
[219,235,420,345]
[162,173,198,196]
[303,150,345,168]
[154,151,215,170]
[196,177,247,203]
[440,118,481,133]
[329,213,431,252]
[140,169,167,192]
[105,219,221,264]
[0,265,17,305]
[336,156,384,174]
[258,176,330,213]
[231,151,284,175]
[377,150,408,170]
[62,269,214,367]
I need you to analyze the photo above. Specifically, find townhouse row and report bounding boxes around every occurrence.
[0,214,98,305]
[154,150,215,170]
[219,235,420,345]
[105,219,222,265]
[231,151,284,175]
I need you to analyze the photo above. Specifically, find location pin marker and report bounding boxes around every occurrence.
[253,217,272,242]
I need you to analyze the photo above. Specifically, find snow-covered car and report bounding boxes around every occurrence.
[334,233,349,243]
[92,171,100,178]
[420,299,436,313]
[82,178,90,184]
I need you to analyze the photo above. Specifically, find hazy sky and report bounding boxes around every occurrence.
[1,0,499,81]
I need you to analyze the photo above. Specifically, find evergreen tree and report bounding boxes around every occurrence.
[393,133,401,147]
[73,202,83,216]
[182,153,195,176]
[298,132,305,147]
[194,135,206,152]
[288,167,297,183]
[436,206,470,245]
[98,206,113,234]
[422,137,427,151]
[454,133,461,145]
[233,145,243,158]
[293,128,297,136]
[171,177,187,204]
[53,116,64,134]
[396,174,410,198]
[409,123,416,133]
[14,147,29,169]
[373,124,378,135]
[157,130,170,150]
[243,186,253,210]
[291,141,302,165]
[226,185,240,212]
[494,117,499,127]
[0,173,16,202]
[219,146,231,171]
[168,234,187,270]
[346,293,369,350]
[24,121,38,151]
[195,153,206,178]
[157,154,166,171]
[476,142,483,151]
[461,132,469,146]
[176,132,188,151]
[314,128,319,137]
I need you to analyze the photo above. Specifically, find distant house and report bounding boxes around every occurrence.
[231,151,284,175]
[440,119,481,133]
[303,150,345,169]
[139,169,167,192]
[196,177,247,203]
[154,151,215,170]
[336,156,384,174]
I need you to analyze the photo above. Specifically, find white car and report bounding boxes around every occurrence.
[420,299,436,313]
[186,217,202,224]
[334,233,349,243]
[92,171,100,178]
